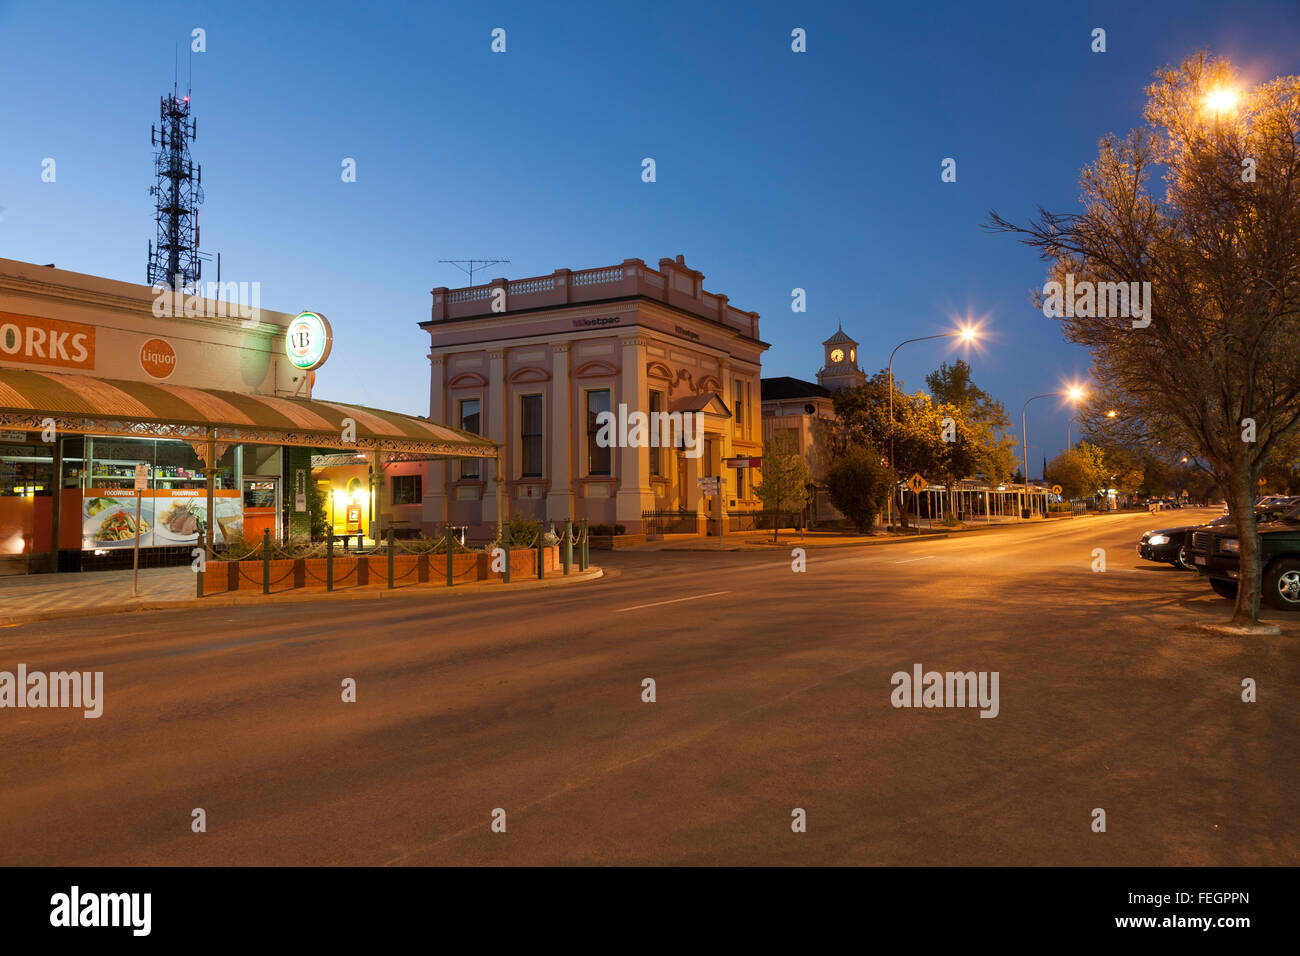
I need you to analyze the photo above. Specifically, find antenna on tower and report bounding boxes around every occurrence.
[146,82,204,291]
[439,259,510,286]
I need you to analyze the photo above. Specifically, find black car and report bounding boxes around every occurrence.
[1139,521,1216,570]
[1194,500,1300,609]
[1148,498,1300,571]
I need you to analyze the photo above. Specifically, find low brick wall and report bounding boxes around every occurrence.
[589,533,646,550]
[200,546,561,595]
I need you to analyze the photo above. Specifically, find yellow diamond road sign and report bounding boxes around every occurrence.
[907,473,928,494]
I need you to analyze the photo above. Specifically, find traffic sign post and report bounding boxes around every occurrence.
[906,473,928,528]
[698,475,723,543]
[132,463,148,598]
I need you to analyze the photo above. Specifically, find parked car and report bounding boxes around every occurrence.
[1139,518,1222,570]
[1176,498,1299,574]
[1193,499,1300,609]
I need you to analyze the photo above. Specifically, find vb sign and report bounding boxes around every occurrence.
[285,311,333,371]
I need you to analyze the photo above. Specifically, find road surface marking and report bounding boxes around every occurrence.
[615,590,730,612]
[893,555,936,564]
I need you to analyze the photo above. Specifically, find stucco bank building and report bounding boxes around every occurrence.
[421,256,767,537]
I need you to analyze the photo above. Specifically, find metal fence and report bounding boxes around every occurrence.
[641,510,700,535]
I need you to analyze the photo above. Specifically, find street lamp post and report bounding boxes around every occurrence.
[1068,408,1116,449]
[886,326,978,527]
[1022,385,1086,519]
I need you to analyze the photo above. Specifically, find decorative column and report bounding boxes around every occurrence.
[481,349,507,526]
[371,449,384,538]
[614,336,651,531]
[424,353,448,531]
[546,343,575,522]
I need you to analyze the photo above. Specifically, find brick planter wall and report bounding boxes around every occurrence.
[200,546,561,595]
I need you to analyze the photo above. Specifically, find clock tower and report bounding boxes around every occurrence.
[817,324,866,391]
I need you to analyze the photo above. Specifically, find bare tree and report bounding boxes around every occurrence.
[988,52,1300,628]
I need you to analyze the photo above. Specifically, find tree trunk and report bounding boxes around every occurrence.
[1229,465,1261,627]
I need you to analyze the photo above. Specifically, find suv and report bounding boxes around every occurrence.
[1164,498,1298,573]
[1194,500,1300,609]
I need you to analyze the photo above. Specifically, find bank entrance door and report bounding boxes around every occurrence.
[704,437,722,535]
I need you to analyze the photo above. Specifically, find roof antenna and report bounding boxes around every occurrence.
[439,258,511,286]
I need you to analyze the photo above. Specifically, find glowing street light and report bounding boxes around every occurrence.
[1068,408,1119,448]
[1203,86,1240,116]
[1021,383,1087,518]
[886,324,982,525]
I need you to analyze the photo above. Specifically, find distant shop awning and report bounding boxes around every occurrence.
[0,367,498,459]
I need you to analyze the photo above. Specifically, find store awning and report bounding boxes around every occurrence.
[0,367,497,458]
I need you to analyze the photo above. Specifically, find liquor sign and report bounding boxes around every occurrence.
[285,311,333,371]
[139,337,177,380]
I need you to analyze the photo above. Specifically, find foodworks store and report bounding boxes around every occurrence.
[0,258,496,573]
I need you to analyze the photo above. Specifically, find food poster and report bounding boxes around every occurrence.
[81,489,243,549]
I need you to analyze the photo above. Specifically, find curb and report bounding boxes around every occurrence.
[629,509,1183,553]
[0,567,605,627]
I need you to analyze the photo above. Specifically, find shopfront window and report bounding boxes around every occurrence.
[76,438,244,551]
[0,441,54,556]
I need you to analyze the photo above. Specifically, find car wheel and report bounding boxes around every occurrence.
[1263,559,1300,611]
[1175,544,1196,571]
[1209,578,1238,600]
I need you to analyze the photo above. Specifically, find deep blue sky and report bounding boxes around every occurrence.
[3,0,1298,473]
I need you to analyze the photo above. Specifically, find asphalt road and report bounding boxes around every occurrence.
[1,509,1296,865]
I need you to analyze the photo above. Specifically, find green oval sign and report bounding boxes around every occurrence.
[285,311,332,371]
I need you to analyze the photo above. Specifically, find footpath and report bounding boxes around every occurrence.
[0,563,604,627]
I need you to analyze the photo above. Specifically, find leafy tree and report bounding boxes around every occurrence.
[926,360,1020,489]
[1045,449,1093,500]
[826,444,895,534]
[753,431,810,543]
[830,371,949,527]
[989,52,1300,627]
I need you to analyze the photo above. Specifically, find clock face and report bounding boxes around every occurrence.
[830,348,845,363]
[850,348,856,362]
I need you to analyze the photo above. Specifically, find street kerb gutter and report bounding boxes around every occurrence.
[0,566,605,628]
